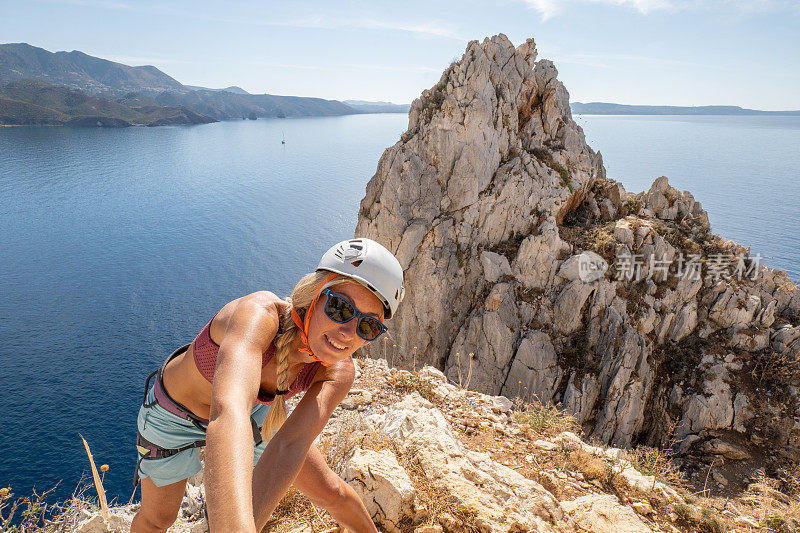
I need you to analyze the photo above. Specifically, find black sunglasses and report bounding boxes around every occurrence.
[321,289,387,342]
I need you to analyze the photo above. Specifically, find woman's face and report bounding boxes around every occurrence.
[306,281,385,365]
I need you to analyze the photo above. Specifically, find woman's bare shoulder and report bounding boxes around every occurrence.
[212,291,280,322]
[238,290,282,307]
[211,291,285,347]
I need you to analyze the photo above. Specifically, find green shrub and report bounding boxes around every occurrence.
[556,164,573,192]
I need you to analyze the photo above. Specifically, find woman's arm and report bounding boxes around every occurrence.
[205,294,283,533]
[251,358,355,531]
[292,444,379,533]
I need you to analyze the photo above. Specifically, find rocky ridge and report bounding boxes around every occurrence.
[73,359,797,532]
[354,34,800,491]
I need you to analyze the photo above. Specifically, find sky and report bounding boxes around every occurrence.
[2,0,799,109]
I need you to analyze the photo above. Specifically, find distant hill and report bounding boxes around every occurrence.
[0,79,215,126]
[0,43,418,123]
[151,90,357,120]
[0,43,186,95]
[184,85,250,95]
[571,102,800,116]
[343,100,410,113]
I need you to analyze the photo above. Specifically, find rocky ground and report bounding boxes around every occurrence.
[63,358,798,533]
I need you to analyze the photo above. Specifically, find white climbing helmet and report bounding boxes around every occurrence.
[316,238,405,319]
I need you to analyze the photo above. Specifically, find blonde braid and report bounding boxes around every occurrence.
[261,307,296,442]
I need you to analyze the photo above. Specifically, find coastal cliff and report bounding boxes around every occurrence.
[355,34,800,492]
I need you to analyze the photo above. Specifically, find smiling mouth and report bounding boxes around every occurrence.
[324,334,347,351]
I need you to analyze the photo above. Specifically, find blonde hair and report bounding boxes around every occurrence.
[261,271,353,442]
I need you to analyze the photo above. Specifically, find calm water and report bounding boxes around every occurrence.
[1,113,798,504]
[0,115,408,504]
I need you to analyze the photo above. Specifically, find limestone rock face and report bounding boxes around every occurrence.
[96,360,781,532]
[503,330,562,403]
[561,494,652,533]
[379,393,563,531]
[356,33,800,461]
[344,448,415,532]
[356,33,603,375]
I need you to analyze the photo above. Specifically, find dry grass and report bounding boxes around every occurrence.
[752,347,800,386]
[0,436,113,532]
[736,474,800,532]
[558,220,618,264]
[262,488,337,533]
[0,478,101,533]
[391,375,435,402]
[566,446,610,483]
[775,460,800,498]
[512,397,579,438]
[0,484,59,532]
[45,482,100,533]
[624,445,686,488]
[79,435,109,522]
[671,502,731,533]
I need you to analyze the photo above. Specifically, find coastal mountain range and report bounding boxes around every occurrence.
[1,42,797,127]
[0,43,184,94]
[0,79,215,127]
[0,43,410,126]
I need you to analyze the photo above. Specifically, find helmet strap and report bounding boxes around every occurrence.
[291,272,339,366]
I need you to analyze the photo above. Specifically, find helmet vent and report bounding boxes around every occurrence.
[351,259,363,267]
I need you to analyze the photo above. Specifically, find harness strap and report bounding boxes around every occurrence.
[137,432,206,460]
[152,344,210,429]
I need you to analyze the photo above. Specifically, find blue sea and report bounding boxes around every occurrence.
[0,113,798,505]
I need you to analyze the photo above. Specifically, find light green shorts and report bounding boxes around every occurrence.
[136,386,270,487]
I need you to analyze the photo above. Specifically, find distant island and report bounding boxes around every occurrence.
[184,85,251,95]
[571,102,800,116]
[0,43,409,127]
[344,100,411,113]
